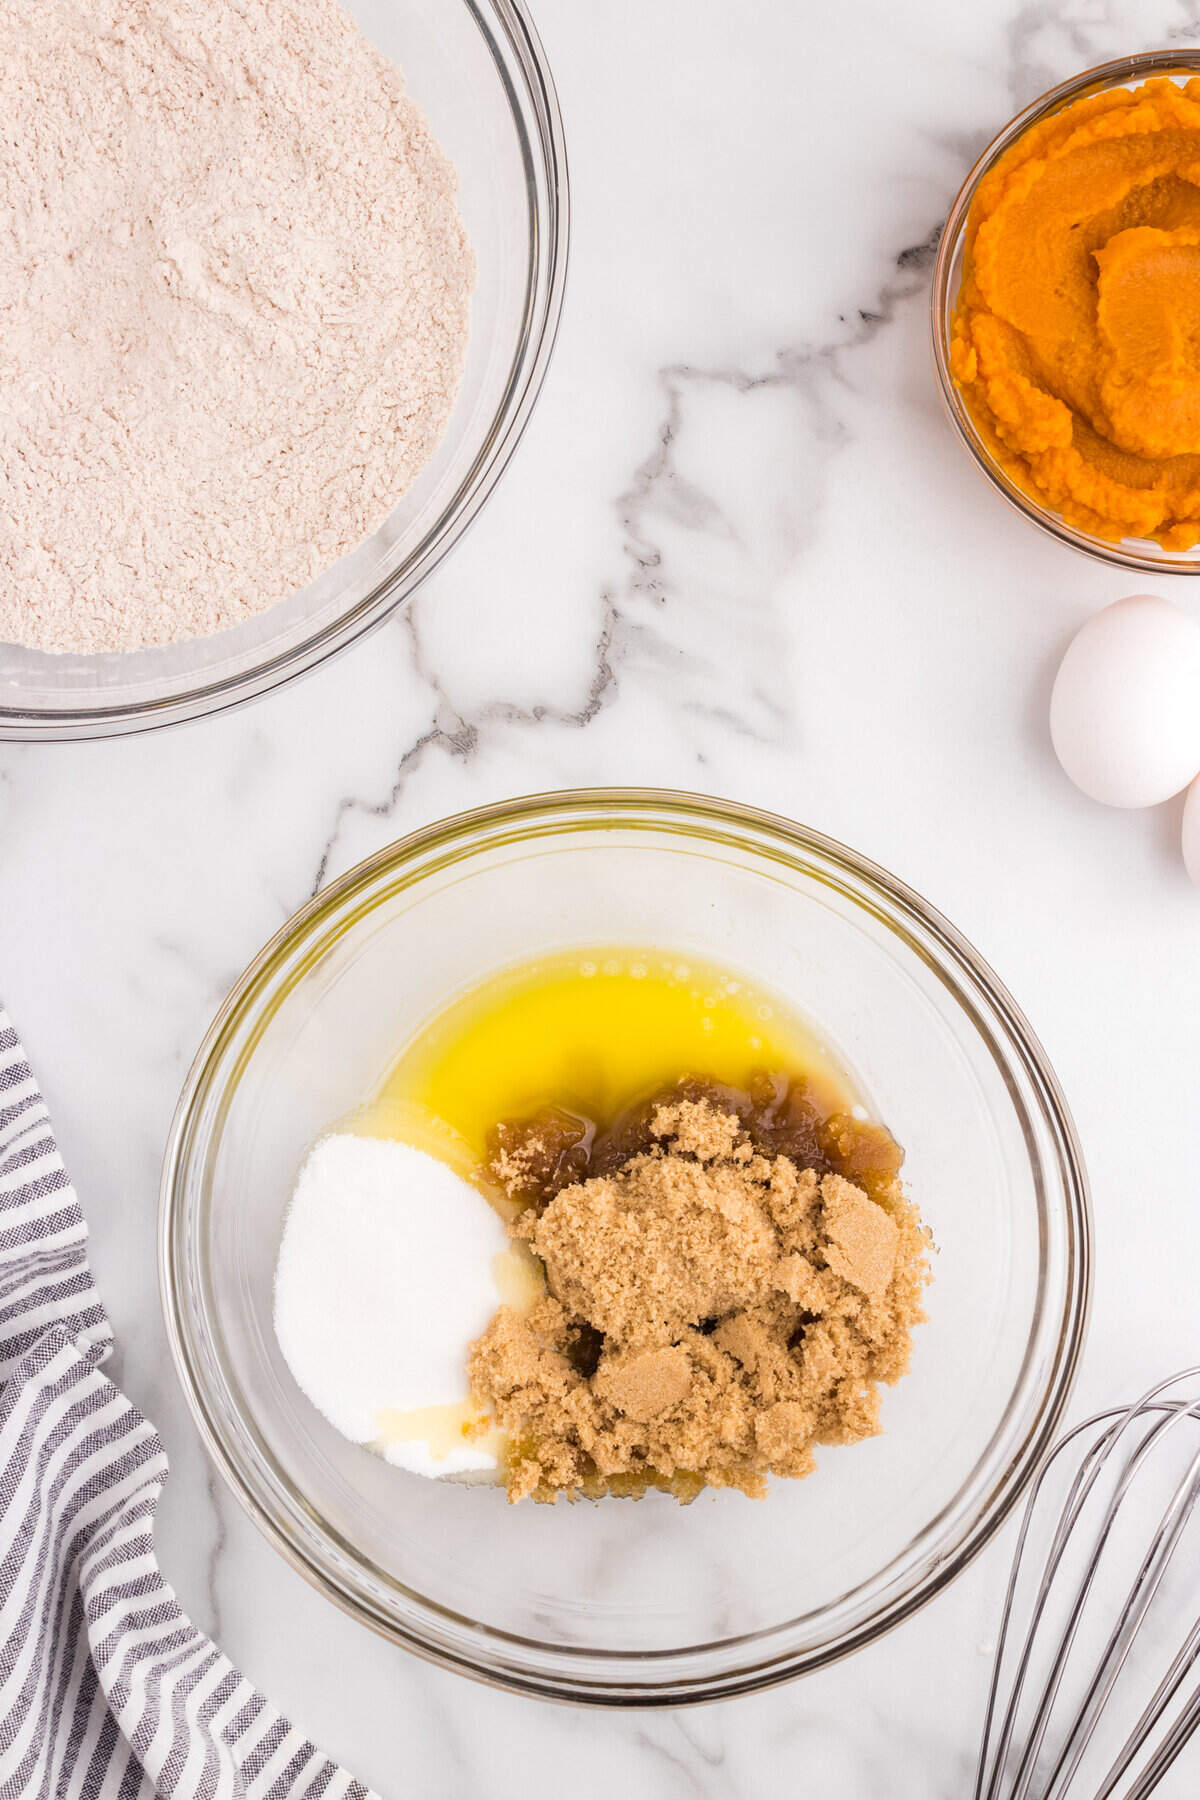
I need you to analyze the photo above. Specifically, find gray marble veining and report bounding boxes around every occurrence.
[3,0,1200,1793]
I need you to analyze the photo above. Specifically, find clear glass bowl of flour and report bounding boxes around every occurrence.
[160,789,1092,1704]
[0,0,566,741]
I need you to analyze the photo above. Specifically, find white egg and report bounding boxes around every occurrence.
[1183,774,1200,888]
[1050,594,1200,808]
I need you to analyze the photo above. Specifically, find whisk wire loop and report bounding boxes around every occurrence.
[980,1413,1146,1800]
[975,1368,1200,1800]
[1045,1423,1200,1797]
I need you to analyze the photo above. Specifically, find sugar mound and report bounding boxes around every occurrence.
[274,1134,507,1479]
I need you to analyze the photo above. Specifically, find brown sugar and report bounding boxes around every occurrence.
[523,1143,780,1346]
[822,1175,900,1300]
[469,1088,931,1503]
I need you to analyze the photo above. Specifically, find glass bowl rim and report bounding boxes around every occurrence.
[931,48,1200,576]
[0,0,569,743]
[159,787,1092,1705]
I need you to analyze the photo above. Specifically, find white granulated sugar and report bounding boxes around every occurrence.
[0,0,473,654]
[274,1133,508,1480]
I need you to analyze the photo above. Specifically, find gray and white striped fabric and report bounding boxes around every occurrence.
[0,1009,375,1800]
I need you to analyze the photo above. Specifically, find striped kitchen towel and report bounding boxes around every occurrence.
[0,1009,376,1800]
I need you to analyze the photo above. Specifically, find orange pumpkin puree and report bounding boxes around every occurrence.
[951,77,1200,548]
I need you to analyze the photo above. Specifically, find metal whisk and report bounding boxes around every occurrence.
[975,1370,1200,1800]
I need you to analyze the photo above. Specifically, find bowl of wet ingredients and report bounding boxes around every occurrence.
[161,789,1091,1703]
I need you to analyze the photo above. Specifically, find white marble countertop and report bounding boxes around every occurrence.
[5,0,1200,1791]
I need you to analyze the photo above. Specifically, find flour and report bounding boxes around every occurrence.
[0,0,473,654]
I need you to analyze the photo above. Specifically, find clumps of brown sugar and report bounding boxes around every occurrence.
[468,1096,930,1503]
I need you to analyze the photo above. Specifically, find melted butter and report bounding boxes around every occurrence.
[493,1244,544,1309]
[358,946,857,1162]
[340,1095,478,1181]
[374,1401,507,1466]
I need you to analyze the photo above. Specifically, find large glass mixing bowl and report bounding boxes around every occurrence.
[0,0,567,739]
[160,791,1091,1704]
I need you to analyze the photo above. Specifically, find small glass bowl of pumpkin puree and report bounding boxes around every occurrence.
[933,51,1200,573]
